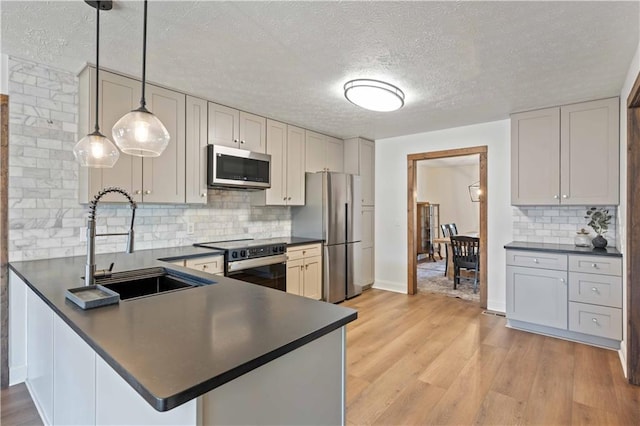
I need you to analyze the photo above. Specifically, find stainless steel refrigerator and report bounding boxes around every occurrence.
[292,172,362,303]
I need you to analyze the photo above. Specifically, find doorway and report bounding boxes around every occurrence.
[415,154,480,303]
[407,146,488,308]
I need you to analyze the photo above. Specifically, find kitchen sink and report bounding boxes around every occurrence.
[96,267,214,300]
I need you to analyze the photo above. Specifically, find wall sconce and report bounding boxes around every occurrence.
[468,181,481,202]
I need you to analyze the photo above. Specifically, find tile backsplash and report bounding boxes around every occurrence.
[7,56,291,262]
[512,206,617,247]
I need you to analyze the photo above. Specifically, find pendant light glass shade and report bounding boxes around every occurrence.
[74,131,120,167]
[112,0,169,158]
[112,108,169,157]
[73,0,119,168]
[343,79,405,112]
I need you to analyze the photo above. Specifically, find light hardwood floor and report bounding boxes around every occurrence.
[2,288,639,425]
[1,382,42,426]
[343,289,640,425]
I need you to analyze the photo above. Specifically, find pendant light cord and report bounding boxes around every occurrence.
[94,2,101,133]
[139,0,147,109]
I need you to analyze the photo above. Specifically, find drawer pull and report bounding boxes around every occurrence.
[591,287,599,294]
[202,265,207,269]
[592,263,598,268]
[533,259,539,263]
[592,318,599,325]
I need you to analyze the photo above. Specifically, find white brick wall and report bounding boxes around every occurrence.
[513,206,617,246]
[7,56,291,262]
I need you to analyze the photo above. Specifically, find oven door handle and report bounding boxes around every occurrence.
[227,254,288,273]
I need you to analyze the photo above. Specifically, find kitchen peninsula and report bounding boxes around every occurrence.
[9,246,356,425]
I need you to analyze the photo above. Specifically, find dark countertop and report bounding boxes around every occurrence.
[9,246,356,412]
[504,241,622,257]
[276,236,324,246]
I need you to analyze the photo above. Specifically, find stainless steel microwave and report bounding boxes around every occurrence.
[207,144,271,190]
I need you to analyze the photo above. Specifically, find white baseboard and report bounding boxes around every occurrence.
[25,380,50,426]
[619,340,628,378]
[9,364,27,386]
[372,280,406,294]
[487,299,506,314]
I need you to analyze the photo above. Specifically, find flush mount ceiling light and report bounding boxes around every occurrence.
[343,79,405,112]
[112,0,169,157]
[73,0,120,168]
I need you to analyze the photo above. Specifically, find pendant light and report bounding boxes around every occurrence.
[112,0,169,157]
[73,0,120,168]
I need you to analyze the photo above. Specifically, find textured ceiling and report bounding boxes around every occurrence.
[1,1,638,140]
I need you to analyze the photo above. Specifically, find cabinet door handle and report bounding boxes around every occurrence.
[233,138,239,143]
[562,194,568,199]
[288,197,291,200]
[135,190,142,195]
[305,264,308,270]
[554,195,559,199]
[201,193,206,198]
[240,140,245,144]
[560,278,565,284]
[144,190,151,195]
[284,197,287,201]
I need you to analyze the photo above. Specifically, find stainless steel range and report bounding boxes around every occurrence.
[194,239,287,291]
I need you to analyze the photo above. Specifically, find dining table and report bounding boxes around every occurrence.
[432,232,479,280]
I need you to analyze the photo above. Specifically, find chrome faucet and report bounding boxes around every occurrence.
[85,187,137,286]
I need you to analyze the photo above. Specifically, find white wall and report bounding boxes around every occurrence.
[1,53,8,93]
[375,120,512,312]
[617,38,640,377]
[417,163,479,234]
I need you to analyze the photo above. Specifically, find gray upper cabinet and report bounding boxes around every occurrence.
[207,102,240,149]
[344,138,375,206]
[78,68,186,204]
[511,97,619,206]
[305,131,344,173]
[252,120,305,206]
[511,107,560,205]
[560,98,619,205]
[186,96,208,204]
[207,103,266,153]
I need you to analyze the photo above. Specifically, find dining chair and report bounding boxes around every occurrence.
[439,224,451,276]
[450,236,480,293]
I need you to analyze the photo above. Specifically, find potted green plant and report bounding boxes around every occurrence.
[584,207,612,248]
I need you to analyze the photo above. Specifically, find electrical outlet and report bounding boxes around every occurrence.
[187,222,195,235]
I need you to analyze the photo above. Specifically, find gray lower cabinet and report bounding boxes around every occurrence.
[505,249,622,349]
[506,265,567,329]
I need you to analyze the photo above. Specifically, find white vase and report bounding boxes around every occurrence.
[574,233,591,247]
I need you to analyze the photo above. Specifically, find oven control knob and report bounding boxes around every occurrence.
[272,246,278,254]
[240,250,247,258]
[231,251,238,259]
[280,246,285,253]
